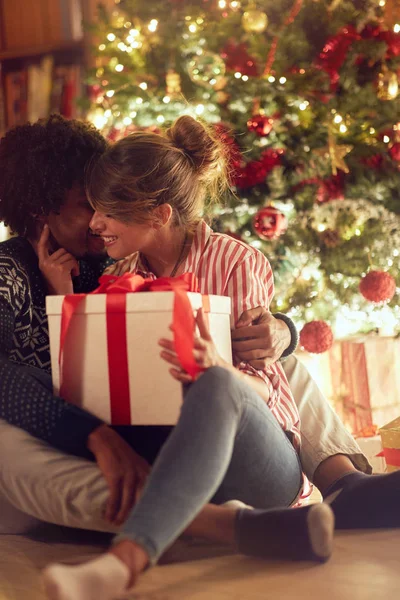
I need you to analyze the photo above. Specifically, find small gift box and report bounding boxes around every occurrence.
[46,273,232,426]
[327,336,400,433]
[379,417,400,473]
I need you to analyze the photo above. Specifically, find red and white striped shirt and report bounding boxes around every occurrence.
[107,220,301,449]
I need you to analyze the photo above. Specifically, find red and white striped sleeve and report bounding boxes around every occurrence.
[226,248,281,410]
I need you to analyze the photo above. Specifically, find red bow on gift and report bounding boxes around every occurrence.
[59,272,203,424]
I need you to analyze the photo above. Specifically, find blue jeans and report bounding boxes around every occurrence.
[115,366,302,563]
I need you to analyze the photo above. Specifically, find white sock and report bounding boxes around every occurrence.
[42,553,130,600]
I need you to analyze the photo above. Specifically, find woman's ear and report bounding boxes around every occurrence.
[152,204,173,229]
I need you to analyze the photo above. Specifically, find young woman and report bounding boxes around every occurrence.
[42,116,335,599]
[43,116,400,600]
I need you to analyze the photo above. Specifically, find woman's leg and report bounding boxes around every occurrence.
[43,367,335,600]
[113,366,302,562]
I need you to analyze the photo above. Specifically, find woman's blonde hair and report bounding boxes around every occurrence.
[86,115,229,230]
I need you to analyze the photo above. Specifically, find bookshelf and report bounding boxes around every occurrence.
[0,0,115,135]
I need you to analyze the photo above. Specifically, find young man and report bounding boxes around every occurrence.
[0,114,369,537]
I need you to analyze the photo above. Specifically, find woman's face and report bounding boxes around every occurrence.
[89,211,154,259]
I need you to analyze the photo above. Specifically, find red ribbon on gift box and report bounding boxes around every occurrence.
[377,447,400,467]
[59,272,204,424]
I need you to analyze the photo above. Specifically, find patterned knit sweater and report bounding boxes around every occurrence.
[0,237,107,456]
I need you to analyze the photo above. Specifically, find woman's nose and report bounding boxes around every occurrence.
[89,211,104,232]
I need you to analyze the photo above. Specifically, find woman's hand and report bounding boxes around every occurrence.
[231,307,291,369]
[37,224,80,295]
[88,424,151,526]
[159,308,226,383]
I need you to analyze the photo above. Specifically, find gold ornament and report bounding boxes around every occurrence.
[216,91,229,104]
[166,70,181,96]
[377,66,399,101]
[242,7,268,33]
[327,127,353,175]
[317,126,353,175]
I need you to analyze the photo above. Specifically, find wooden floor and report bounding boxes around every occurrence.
[0,527,398,600]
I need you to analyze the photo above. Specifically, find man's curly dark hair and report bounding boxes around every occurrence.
[0,113,108,238]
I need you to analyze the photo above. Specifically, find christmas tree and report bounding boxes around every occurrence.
[85,0,400,342]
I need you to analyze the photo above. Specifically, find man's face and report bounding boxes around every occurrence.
[46,186,106,259]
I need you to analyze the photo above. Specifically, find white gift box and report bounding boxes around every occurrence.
[46,292,231,426]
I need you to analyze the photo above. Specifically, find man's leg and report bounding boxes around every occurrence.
[0,419,117,534]
[282,354,371,492]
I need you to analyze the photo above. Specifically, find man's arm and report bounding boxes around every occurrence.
[231,307,298,369]
[0,297,103,457]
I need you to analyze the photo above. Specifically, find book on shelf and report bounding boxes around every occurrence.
[4,58,83,129]
[5,70,28,128]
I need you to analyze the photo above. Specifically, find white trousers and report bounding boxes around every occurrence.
[0,355,369,535]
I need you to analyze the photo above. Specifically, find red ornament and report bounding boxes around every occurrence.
[300,320,334,354]
[389,142,400,162]
[253,206,288,240]
[221,40,259,77]
[359,270,396,303]
[247,114,274,136]
[233,149,283,189]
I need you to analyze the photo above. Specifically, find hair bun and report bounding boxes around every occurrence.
[167,115,224,178]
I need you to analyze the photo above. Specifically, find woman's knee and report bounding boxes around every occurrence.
[185,367,243,414]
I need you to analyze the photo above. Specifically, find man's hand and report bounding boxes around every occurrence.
[88,424,151,526]
[37,224,80,295]
[231,307,291,369]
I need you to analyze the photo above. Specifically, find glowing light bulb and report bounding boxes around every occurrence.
[106,90,115,97]
[268,75,275,83]
[189,24,197,33]
[339,124,347,133]
[156,115,165,123]
[394,24,400,33]
[163,96,171,103]
[139,82,148,90]
[333,115,343,123]
[195,104,205,115]
[218,0,227,7]
[99,44,106,51]
[242,75,249,81]
[148,19,158,32]
[115,64,124,72]
[107,33,116,42]
[383,135,390,143]
[123,117,132,126]
[279,77,287,84]
[234,71,242,79]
